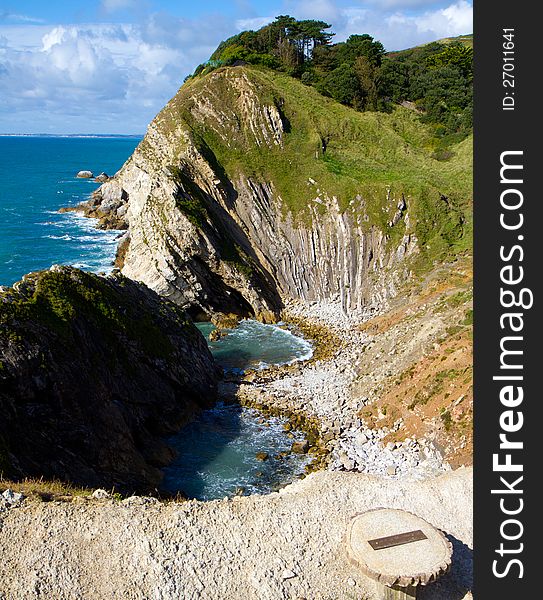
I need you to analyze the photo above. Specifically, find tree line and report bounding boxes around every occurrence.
[190,16,473,144]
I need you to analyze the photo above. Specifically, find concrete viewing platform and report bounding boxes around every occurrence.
[0,469,470,599]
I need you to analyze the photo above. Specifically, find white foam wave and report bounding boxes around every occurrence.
[44,234,73,241]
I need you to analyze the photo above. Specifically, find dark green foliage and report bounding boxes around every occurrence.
[0,270,181,359]
[190,18,472,147]
[323,64,360,105]
[198,15,334,75]
[379,41,473,138]
[304,34,385,111]
[426,44,473,79]
[216,44,279,69]
[312,34,385,71]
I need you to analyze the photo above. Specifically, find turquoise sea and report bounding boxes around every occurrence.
[0,135,140,287]
[163,320,313,500]
[0,135,312,500]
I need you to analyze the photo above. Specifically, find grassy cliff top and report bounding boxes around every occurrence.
[145,64,471,266]
[159,65,472,201]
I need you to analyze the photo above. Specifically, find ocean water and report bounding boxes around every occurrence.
[0,135,312,501]
[196,320,313,372]
[162,402,311,500]
[163,320,314,500]
[0,135,140,286]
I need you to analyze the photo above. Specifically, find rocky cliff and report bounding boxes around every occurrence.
[0,266,218,492]
[88,66,471,320]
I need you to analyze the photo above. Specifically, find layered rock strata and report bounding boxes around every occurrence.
[86,68,424,320]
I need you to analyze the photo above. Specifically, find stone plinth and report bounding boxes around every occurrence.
[346,508,453,599]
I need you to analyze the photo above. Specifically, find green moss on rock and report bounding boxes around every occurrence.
[1,268,182,360]
[0,266,219,492]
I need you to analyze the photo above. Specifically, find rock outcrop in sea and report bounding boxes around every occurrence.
[0,266,218,492]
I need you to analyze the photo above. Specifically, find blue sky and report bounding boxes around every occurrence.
[0,0,473,134]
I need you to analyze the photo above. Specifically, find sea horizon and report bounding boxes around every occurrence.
[0,133,144,138]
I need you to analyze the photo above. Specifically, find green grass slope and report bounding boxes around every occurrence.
[152,65,472,270]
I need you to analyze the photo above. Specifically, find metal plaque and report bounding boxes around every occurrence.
[367,529,428,551]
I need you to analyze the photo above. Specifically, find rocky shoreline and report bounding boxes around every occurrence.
[231,299,450,482]
[59,182,129,232]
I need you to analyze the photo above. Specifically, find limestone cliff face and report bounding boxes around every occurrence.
[0,267,218,492]
[91,67,446,319]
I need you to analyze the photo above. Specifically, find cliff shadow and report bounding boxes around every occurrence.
[161,401,245,500]
[185,139,285,315]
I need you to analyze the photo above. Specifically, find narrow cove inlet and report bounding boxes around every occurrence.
[162,320,314,501]
[0,137,316,503]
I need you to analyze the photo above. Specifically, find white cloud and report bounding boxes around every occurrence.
[236,17,274,32]
[0,2,473,133]
[335,1,472,49]
[41,26,68,52]
[430,0,473,33]
[0,11,44,24]
[365,0,451,8]
[0,16,232,133]
[384,0,472,47]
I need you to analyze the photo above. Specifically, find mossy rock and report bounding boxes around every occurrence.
[0,266,218,493]
[211,312,242,329]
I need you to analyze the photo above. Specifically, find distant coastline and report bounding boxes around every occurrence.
[0,133,143,139]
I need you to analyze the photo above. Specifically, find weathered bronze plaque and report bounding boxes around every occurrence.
[367,529,428,551]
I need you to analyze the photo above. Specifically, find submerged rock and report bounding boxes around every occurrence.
[291,440,310,454]
[0,266,218,493]
[209,329,228,342]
